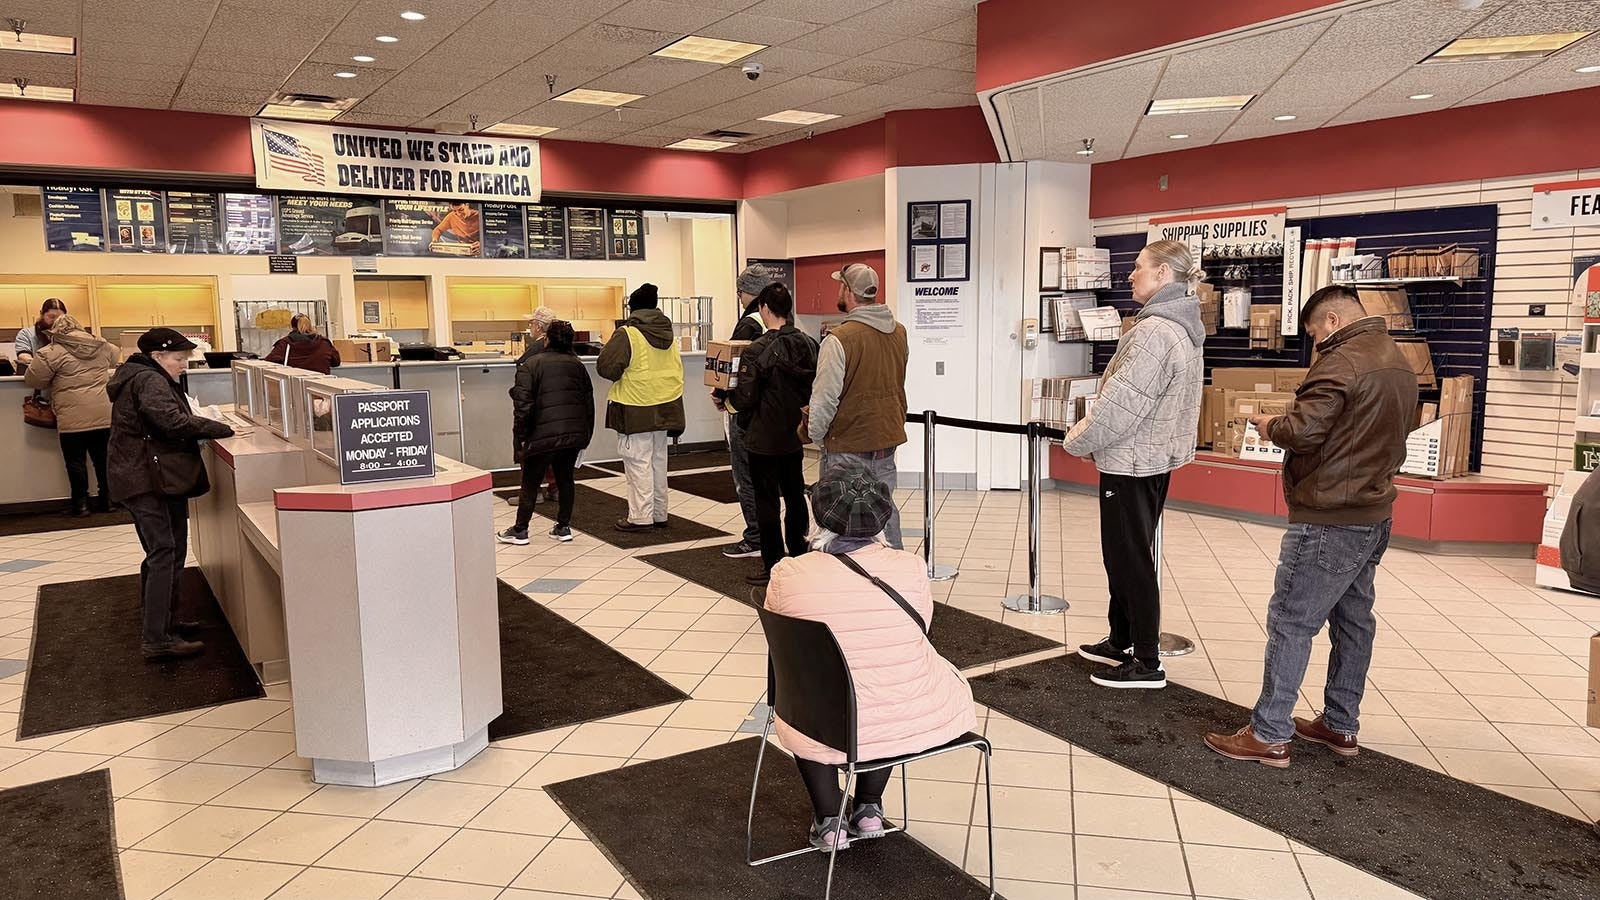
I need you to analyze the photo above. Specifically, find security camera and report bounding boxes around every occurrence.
[742,62,763,81]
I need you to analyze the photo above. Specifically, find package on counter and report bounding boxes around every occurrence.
[704,340,751,389]
[334,338,392,363]
[1222,391,1294,456]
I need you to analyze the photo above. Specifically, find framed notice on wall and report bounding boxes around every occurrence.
[524,204,568,259]
[907,199,970,283]
[607,209,646,260]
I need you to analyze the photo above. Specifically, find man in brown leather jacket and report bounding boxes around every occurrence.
[1205,285,1418,767]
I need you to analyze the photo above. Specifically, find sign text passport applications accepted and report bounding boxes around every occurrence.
[333,390,435,485]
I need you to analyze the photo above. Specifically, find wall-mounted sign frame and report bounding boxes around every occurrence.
[333,390,435,485]
[907,199,970,283]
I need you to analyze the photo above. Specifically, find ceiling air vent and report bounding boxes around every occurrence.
[12,191,42,218]
[705,129,753,140]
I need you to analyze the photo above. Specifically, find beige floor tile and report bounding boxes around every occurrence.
[985,749,1071,792]
[1077,888,1192,900]
[963,825,1073,881]
[1432,748,1553,788]
[129,762,258,804]
[662,698,758,731]
[376,778,503,826]
[514,753,622,788]
[1493,723,1600,758]
[383,877,504,899]
[1186,844,1310,899]
[412,828,551,886]
[428,747,544,786]
[316,819,456,875]
[554,722,658,758]
[209,767,319,810]
[114,798,196,848]
[291,779,416,818]
[103,757,187,797]
[466,787,571,836]
[136,804,278,856]
[1072,792,1178,841]
[985,717,1071,755]
[1071,754,1170,798]
[1405,717,1515,752]
[490,726,576,754]
[511,837,626,896]
[197,731,297,768]
[118,850,207,900]
[1526,753,1600,791]
[0,749,110,788]
[887,775,978,824]
[498,890,613,900]
[184,700,291,731]
[1296,853,1424,899]
[53,721,174,756]
[1174,799,1290,851]
[1075,834,1191,894]
[268,867,398,900]
[1465,694,1572,726]
[632,727,731,760]
[223,812,365,865]
[1488,784,1587,817]
[154,857,300,900]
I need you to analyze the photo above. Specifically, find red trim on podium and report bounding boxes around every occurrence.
[275,472,493,512]
[211,440,236,469]
[1050,448,1545,545]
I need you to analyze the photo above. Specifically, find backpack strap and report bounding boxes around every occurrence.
[830,552,927,634]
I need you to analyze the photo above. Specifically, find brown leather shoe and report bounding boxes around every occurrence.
[1294,715,1359,756]
[1203,725,1291,768]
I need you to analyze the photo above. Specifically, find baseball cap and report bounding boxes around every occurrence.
[831,262,879,300]
[811,461,895,538]
[137,327,198,354]
[527,306,557,329]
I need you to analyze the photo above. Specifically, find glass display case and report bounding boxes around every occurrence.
[303,377,384,467]
[284,371,335,447]
[231,359,277,424]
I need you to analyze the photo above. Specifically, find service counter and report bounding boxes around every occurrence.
[0,376,75,504]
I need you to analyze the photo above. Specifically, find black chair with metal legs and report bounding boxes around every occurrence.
[745,606,996,900]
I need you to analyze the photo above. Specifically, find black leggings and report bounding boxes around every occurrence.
[795,758,892,824]
[516,448,579,530]
[60,428,110,502]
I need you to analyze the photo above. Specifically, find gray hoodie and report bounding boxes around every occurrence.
[1063,282,1205,477]
[807,303,904,447]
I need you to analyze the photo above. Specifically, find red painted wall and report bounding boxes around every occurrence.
[0,100,255,177]
[884,108,1000,168]
[1089,86,1600,218]
[741,119,888,199]
[977,0,1344,92]
[539,139,742,200]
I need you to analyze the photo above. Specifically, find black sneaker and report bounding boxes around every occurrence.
[722,540,760,559]
[1089,659,1166,690]
[1078,638,1133,667]
[549,525,573,542]
[746,570,771,587]
[497,527,530,545]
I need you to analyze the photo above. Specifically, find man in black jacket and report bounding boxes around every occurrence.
[729,284,818,584]
[500,321,595,544]
[107,328,234,660]
[714,264,774,560]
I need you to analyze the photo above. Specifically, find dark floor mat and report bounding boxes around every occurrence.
[0,769,123,900]
[491,580,688,741]
[667,470,740,504]
[526,484,727,549]
[19,568,264,739]
[491,466,618,505]
[0,508,133,537]
[971,653,1600,900]
[593,449,730,474]
[638,545,1060,670]
[548,738,996,900]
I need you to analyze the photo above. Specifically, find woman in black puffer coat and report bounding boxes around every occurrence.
[498,321,594,544]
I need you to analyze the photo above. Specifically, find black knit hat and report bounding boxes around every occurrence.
[629,283,659,310]
[811,461,895,538]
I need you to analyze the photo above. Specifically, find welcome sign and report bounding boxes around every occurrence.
[250,119,541,203]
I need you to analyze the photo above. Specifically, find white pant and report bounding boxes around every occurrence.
[617,430,670,525]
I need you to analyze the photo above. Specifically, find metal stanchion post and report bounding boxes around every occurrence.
[1004,422,1067,615]
[1154,515,1195,656]
[922,410,957,582]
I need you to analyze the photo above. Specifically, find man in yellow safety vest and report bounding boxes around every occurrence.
[597,283,686,531]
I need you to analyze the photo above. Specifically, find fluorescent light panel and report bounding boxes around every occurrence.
[258,94,357,121]
[668,138,735,151]
[653,35,765,64]
[759,109,840,125]
[555,88,643,106]
[1,83,73,102]
[1427,31,1593,62]
[0,31,75,55]
[481,123,558,137]
[1145,94,1254,115]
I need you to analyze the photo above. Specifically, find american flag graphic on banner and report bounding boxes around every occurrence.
[263,128,327,187]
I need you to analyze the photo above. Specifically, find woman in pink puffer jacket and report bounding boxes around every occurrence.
[764,462,976,850]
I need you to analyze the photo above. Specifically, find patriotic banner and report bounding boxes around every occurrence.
[249,119,541,203]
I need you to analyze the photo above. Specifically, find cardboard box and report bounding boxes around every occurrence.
[704,340,751,390]
[1358,288,1414,331]
[1588,634,1599,729]
[1273,368,1310,393]
[1249,308,1284,350]
[1198,385,1223,449]
[1212,368,1279,394]
[1396,341,1437,389]
[334,338,391,363]
[1223,391,1294,456]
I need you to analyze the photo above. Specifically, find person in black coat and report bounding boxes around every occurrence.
[713,265,775,559]
[499,320,595,544]
[106,328,235,660]
[729,284,818,584]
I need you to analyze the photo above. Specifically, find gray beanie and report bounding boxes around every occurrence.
[737,264,771,297]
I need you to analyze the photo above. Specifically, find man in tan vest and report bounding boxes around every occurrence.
[807,262,908,548]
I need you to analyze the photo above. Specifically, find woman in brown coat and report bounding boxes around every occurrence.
[24,315,119,516]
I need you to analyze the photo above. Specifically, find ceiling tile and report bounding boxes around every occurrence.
[1038,58,1164,161]
[502,98,611,127]
[1006,87,1043,160]
[601,0,729,34]
[3,0,82,34]
[1151,20,1328,100]
[835,0,969,38]
[0,53,77,79]
[1461,0,1600,38]
[817,83,926,115]
[885,66,974,94]
[75,91,172,110]
[923,17,976,46]
[582,56,720,94]
[740,0,883,25]
[810,60,921,84]
[698,14,819,45]
[170,98,267,116]
[742,45,847,78]
[873,38,968,67]
[785,25,898,57]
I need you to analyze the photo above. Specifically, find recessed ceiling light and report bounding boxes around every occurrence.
[481,123,558,137]
[653,35,766,65]
[1577,64,1600,73]
[1428,31,1593,62]
[554,88,643,107]
[668,138,736,151]
[758,109,840,125]
[335,71,357,78]
[375,35,399,43]
[1409,93,1435,100]
[0,30,75,55]
[258,92,358,121]
[1,82,74,102]
[1169,133,1189,139]
[400,11,426,20]
[1146,94,1254,115]
[1272,114,1297,121]
[352,54,375,62]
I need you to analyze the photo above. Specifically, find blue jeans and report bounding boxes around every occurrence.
[727,414,761,545]
[1251,520,1391,744]
[820,450,903,549]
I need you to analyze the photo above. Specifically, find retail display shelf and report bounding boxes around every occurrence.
[1332,277,1463,288]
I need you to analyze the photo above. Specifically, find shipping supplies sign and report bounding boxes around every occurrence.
[250,119,541,203]
[333,390,435,485]
[1147,207,1287,249]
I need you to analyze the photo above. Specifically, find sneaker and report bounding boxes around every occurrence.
[1078,638,1133,667]
[653,520,669,529]
[496,527,530,545]
[848,802,892,840]
[722,540,761,559]
[614,519,653,532]
[745,570,771,587]
[1089,658,1166,689]
[809,816,851,852]
[549,525,573,542]
[142,638,205,661]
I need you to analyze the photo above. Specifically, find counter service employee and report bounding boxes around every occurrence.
[267,314,341,375]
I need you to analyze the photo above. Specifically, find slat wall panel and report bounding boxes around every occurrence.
[1089,170,1598,487]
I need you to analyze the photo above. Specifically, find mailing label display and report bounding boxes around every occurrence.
[333,390,435,485]
[250,119,541,203]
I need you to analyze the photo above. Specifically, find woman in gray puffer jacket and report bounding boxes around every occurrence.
[1062,239,1205,690]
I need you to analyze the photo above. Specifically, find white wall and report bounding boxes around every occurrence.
[782,175,887,258]
[1091,171,1600,487]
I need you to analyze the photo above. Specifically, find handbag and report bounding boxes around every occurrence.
[143,436,206,496]
[831,552,928,634]
[23,391,56,429]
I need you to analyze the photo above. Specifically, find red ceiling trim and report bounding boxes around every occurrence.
[1147,205,1288,225]
[741,119,889,198]
[1089,86,1600,219]
[976,0,1347,92]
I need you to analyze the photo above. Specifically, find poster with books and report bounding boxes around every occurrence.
[106,189,166,252]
